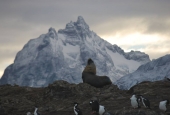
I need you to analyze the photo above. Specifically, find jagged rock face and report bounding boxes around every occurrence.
[0,16,150,87]
[124,50,150,64]
[116,54,170,90]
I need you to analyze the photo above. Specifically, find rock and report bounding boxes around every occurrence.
[0,80,169,115]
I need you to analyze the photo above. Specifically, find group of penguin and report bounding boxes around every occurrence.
[130,94,169,111]
[27,95,169,115]
[74,95,169,115]
[74,100,113,115]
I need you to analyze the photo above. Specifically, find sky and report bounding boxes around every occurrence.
[0,0,170,77]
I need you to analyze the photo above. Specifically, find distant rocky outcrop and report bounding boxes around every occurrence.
[0,80,169,115]
[82,58,112,88]
[116,54,170,90]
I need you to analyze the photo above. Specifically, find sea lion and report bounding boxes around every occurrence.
[82,72,112,88]
[82,58,112,88]
[83,58,96,75]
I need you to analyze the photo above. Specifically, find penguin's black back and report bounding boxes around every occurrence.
[74,104,82,115]
[90,100,99,112]
[143,97,150,108]
[75,108,82,115]
[136,96,141,108]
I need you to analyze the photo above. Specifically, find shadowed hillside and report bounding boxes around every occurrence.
[0,80,170,115]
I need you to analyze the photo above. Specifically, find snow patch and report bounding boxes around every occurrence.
[106,48,141,73]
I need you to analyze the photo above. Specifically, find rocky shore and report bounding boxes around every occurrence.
[0,80,170,115]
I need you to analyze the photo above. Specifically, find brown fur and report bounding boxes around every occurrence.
[82,72,112,88]
[82,58,112,88]
[83,58,96,75]
[83,65,96,75]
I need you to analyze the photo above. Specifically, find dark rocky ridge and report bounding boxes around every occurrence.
[0,80,170,115]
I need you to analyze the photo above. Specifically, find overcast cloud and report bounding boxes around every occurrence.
[0,0,170,77]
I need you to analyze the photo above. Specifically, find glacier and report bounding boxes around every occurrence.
[115,54,170,90]
[0,16,150,87]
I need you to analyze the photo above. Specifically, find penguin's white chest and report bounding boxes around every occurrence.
[34,108,38,115]
[159,101,167,111]
[131,99,138,108]
[74,106,78,115]
[141,98,149,108]
[99,105,105,115]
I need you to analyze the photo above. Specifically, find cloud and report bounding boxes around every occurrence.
[140,44,170,60]
[0,0,170,77]
[0,56,14,77]
[143,18,170,35]
[103,32,170,60]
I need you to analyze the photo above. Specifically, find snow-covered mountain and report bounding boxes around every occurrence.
[0,16,150,87]
[115,54,170,90]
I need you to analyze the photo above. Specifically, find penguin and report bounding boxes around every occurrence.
[74,102,82,115]
[130,94,141,108]
[159,99,169,112]
[89,100,99,114]
[140,95,150,109]
[89,100,106,115]
[34,106,40,115]
[99,105,105,115]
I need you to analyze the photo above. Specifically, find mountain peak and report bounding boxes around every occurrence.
[75,16,89,30]
[49,27,57,33]
[58,16,91,39]
[77,16,85,24]
[48,27,57,39]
